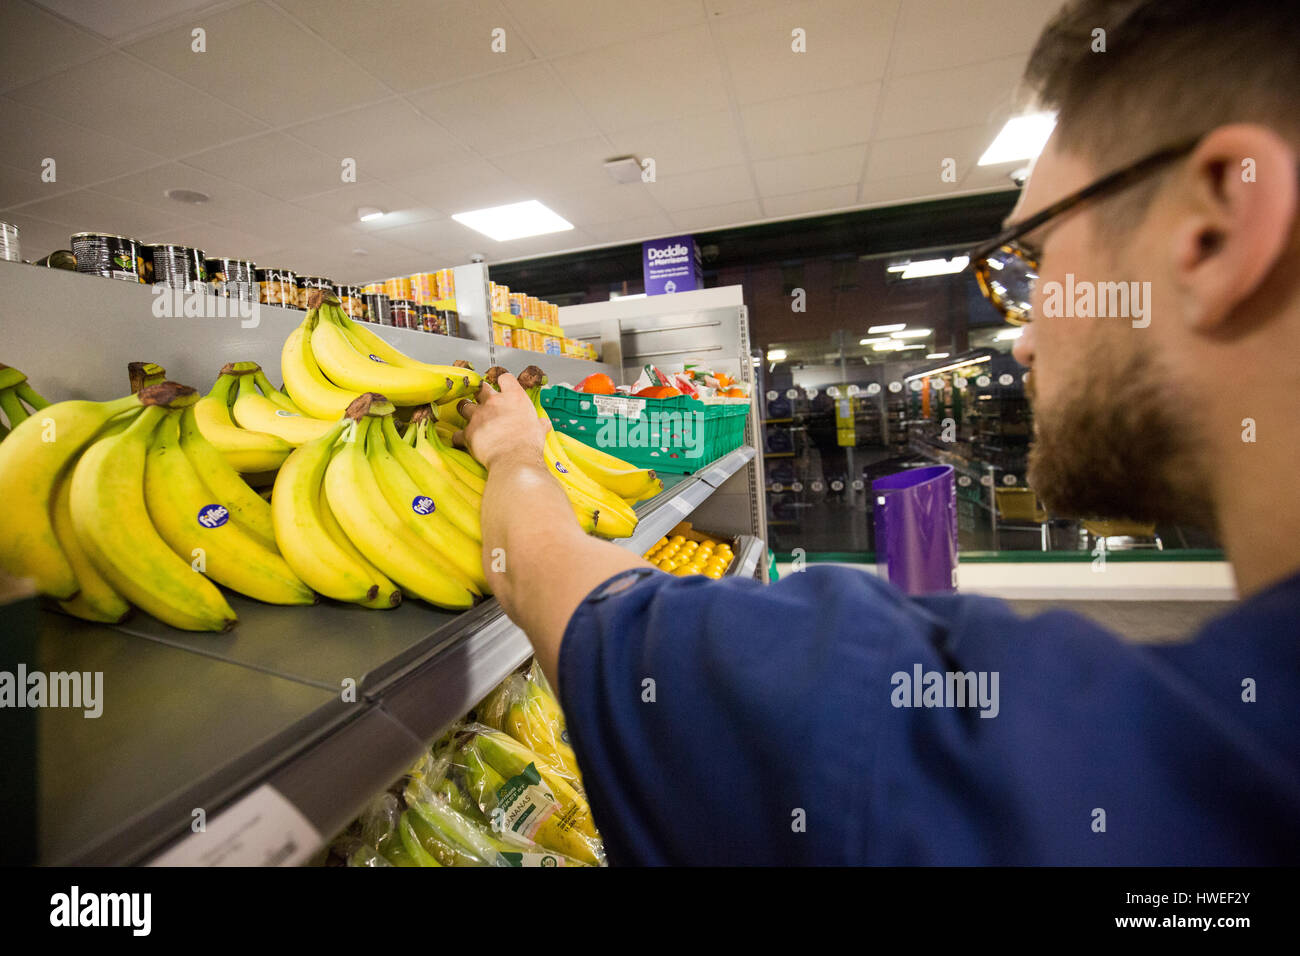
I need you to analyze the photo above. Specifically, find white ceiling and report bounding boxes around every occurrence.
[0,0,1054,284]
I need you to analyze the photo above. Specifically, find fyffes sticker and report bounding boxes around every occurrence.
[368,354,388,364]
[411,495,435,515]
[554,461,568,474]
[197,504,229,528]
[274,409,299,418]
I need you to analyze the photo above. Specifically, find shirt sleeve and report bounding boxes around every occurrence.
[557,565,944,865]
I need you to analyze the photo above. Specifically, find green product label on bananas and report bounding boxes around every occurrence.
[496,762,557,843]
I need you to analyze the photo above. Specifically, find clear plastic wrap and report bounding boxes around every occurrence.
[476,660,585,795]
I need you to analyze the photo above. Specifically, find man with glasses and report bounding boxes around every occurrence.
[462,0,1300,864]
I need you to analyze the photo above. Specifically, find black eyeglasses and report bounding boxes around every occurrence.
[968,136,1201,324]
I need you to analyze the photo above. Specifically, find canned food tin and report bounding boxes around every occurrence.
[205,256,257,300]
[526,295,539,320]
[492,322,512,348]
[509,292,526,317]
[338,285,365,319]
[150,244,208,292]
[361,291,392,326]
[490,281,511,314]
[299,276,334,310]
[256,267,297,307]
[0,221,20,263]
[437,268,455,298]
[419,304,445,334]
[71,232,147,282]
[409,272,437,307]
[34,249,77,270]
[390,299,419,330]
[383,275,413,303]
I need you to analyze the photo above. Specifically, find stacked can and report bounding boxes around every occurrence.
[256,267,296,307]
[206,256,257,302]
[71,233,148,282]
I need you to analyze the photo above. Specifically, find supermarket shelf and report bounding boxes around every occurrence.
[730,534,767,581]
[26,444,756,866]
[488,343,615,385]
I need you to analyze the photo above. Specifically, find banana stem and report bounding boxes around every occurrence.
[15,382,50,410]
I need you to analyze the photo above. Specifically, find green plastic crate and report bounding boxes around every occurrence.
[541,386,749,474]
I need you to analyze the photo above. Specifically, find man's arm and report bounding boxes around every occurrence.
[462,372,649,689]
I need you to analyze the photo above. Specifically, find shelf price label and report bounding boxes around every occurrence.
[785,388,800,399]
[866,383,881,396]
[766,389,778,401]
[147,784,320,867]
[976,375,991,387]
[909,380,922,392]
[826,386,840,399]
[791,481,803,492]
[851,479,864,490]
[888,381,902,393]
[830,480,844,491]
[805,387,819,399]
[998,373,1014,386]
[811,480,824,492]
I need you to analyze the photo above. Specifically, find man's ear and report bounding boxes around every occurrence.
[1169,124,1297,333]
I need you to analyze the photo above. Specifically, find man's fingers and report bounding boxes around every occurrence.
[451,428,469,450]
[457,398,477,420]
[494,372,523,395]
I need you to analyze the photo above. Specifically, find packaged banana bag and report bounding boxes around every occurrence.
[449,722,605,866]
[475,660,585,795]
[404,747,585,867]
[339,791,422,867]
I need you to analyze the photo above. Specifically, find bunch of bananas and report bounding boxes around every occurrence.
[511,365,660,538]
[281,292,479,421]
[271,393,487,611]
[0,381,314,631]
[0,364,51,440]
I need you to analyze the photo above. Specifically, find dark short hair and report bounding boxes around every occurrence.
[1026,0,1300,168]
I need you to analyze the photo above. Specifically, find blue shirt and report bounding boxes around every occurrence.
[558,566,1300,865]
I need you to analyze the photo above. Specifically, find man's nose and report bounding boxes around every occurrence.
[1012,323,1035,367]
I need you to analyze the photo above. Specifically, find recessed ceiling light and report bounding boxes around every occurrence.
[603,156,643,184]
[357,206,385,222]
[868,324,905,334]
[767,349,787,362]
[891,328,933,339]
[873,341,904,351]
[164,188,210,204]
[452,200,573,242]
[926,352,950,359]
[978,112,1057,166]
[896,256,969,279]
[995,328,1024,341]
[859,336,892,345]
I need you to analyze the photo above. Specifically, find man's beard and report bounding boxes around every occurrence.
[1026,347,1215,527]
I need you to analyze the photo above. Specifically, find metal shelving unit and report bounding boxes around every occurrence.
[0,260,763,866]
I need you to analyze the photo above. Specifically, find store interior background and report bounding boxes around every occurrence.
[1,0,1222,573]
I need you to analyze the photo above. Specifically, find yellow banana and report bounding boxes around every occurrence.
[145,411,315,606]
[317,487,402,609]
[557,431,660,500]
[413,422,484,507]
[367,416,487,593]
[331,304,481,392]
[251,369,305,414]
[193,372,292,473]
[382,415,481,541]
[231,371,335,445]
[426,419,487,492]
[270,420,387,606]
[69,402,237,632]
[323,410,476,610]
[178,405,278,552]
[544,429,637,531]
[51,467,130,623]
[474,730,599,842]
[0,390,142,599]
[310,304,456,405]
[281,318,361,420]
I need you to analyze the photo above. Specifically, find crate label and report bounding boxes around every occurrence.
[147,784,320,867]
[592,395,645,418]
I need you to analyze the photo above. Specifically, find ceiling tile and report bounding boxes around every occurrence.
[501,0,704,57]
[607,109,747,178]
[276,0,533,93]
[7,53,267,159]
[31,0,222,41]
[6,188,202,238]
[389,159,532,215]
[0,160,46,209]
[874,55,1026,140]
[585,212,675,245]
[184,133,348,201]
[124,1,391,126]
[648,164,756,212]
[409,62,596,157]
[670,199,763,234]
[203,196,343,246]
[491,137,621,196]
[290,181,433,228]
[960,163,1025,191]
[287,98,468,182]
[864,125,991,181]
[715,0,897,106]
[362,217,479,256]
[543,182,662,227]
[740,82,878,160]
[487,228,595,263]
[553,26,730,132]
[0,1,106,91]
[751,143,866,196]
[142,222,271,259]
[857,171,969,207]
[760,184,857,219]
[889,0,1057,78]
[94,161,280,221]
[0,98,166,195]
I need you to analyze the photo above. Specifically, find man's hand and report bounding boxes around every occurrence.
[462,372,550,470]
